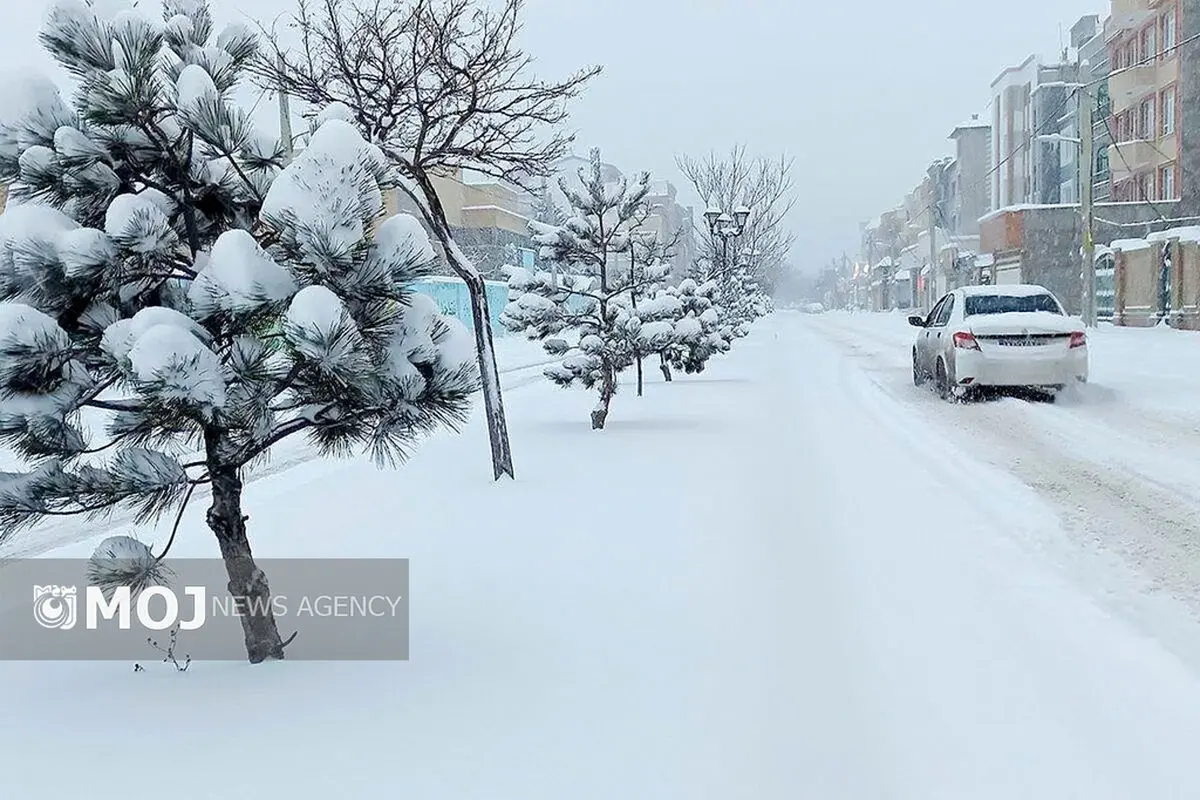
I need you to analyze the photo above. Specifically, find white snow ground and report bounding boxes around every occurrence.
[7,315,1200,798]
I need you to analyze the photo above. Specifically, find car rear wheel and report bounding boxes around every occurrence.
[913,351,928,386]
[935,359,951,401]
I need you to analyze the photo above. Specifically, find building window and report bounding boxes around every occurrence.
[1162,86,1176,135]
[1142,25,1157,60]
[1161,165,1177,200]
[1163,10,1177,53]
[1096,147,1109,179]
[1140,98,1155,139]
[1139,173,1154,200]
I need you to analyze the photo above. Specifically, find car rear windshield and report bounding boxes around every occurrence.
[964,293,1061,316]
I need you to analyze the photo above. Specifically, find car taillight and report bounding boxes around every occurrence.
[953,331,980,350]
[1069,331,1086,349]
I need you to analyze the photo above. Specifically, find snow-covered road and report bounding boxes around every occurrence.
[805,311,1200,633]
[747,312,1200,796]
[8,313,1200,798]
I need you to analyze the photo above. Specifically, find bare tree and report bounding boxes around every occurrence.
[251,0,600,479]
[676,145,797,292]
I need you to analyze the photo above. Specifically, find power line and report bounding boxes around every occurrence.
[923,31,1198,222]
[866,29,1200,268]
[1098,112,1174,220]
[1083,30,1200,89]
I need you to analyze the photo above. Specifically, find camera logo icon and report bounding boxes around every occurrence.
[32,585,77,630]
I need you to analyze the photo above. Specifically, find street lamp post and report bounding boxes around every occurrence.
[703,198,751,273]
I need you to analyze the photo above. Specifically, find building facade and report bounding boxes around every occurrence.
[1030,59,1081,203]
[643,179,697,280]
[1075,14,1113,203]
[548,154,695,278]
[948,115,992,236]
[1105,1,1182,203]
[991,56,1039,208]
[384,167,538,279]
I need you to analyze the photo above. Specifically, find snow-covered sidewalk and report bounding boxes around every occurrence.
[7,315,1200,797]
[0,334,554,558]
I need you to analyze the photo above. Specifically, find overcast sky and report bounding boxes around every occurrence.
[3,0,1106,273]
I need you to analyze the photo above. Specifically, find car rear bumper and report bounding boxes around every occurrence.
[954,347,1088,388]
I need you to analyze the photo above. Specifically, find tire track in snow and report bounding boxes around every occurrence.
[800,314,1200,624]
[776,316,1200,680]
[813,312,1200,474]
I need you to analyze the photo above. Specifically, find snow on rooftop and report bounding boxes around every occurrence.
[1146,226,1200,244]
[979,203,1081,224]
[952,115,991,132]
[461,205,530,220]
[1110,238,1152,251]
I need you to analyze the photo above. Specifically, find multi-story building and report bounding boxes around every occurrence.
[643,179,697,279]
[990,55,1039,208]
[947,115,992,235]
[1075,14,1113,202]
[1105,1,1182,202]
[383,167,538,279]
[992,48,1104,208]
[1034,58,1086,203]
[547,154,695,277]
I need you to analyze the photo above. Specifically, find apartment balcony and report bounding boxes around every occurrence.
[1105,1,1154,40]
[1108,139,1170,180]
[1109,57,1179,111]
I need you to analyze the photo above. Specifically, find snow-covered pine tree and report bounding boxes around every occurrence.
[0,0,478,663]
[623,234,680,395]
[500,148,668,429]
[531,180,567,227]
[662,278,732,376]
[720,263,771,332]
[630,284,683,384]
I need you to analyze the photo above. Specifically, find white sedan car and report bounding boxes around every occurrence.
[909,284,1088,401]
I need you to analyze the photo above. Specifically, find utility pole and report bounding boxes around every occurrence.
[928,190,938,306]
[1080,78,1096,327]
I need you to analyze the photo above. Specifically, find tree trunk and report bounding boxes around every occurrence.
[203,426,285,664]
[590,362,616,430]
[659,353,672,382]
[454,261,514,480]
[636,354,643,396]
[408,173,514,480]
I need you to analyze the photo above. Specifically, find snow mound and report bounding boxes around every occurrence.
[261,119,383,256]
[374,213,437,266]
[188,229,297,316]
[101,306,210,362]
[0,302,70,353]
[286,285,347,339]
[125,323,226,410]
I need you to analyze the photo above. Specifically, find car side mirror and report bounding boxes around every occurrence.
[908,314,926,327]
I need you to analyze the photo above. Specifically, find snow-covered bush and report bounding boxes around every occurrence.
[661,279,732,376]
[0,0,478,663]
[718,264,771,333]
[500,148,673,429]
[628,284,683,384]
